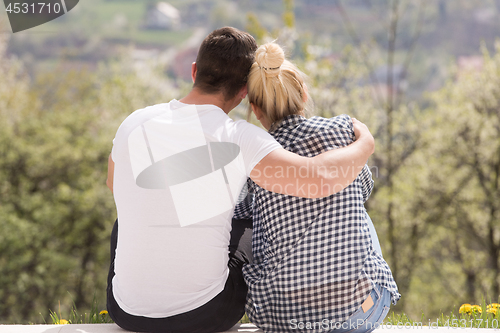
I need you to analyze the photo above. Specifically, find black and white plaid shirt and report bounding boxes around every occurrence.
[234,114,400,333]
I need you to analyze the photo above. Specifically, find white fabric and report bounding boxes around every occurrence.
[110,100,281,317]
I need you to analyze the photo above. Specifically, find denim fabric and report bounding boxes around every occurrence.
[329,284,391,333]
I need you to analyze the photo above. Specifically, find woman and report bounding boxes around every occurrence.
[234,42,400,333]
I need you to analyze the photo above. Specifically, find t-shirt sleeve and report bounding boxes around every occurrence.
[234,120,282,176]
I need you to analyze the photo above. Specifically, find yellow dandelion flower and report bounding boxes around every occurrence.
[487,308,498,316]
[57,319,69,325]
[99,310,108,316]
[487,304,500,315]
[471,305,482,313]
[459,304,472,314]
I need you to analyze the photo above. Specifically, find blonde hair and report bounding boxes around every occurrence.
[247,42,310,129]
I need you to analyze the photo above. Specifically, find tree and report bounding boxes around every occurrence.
[423,43,500,304]
[0,37,172,323]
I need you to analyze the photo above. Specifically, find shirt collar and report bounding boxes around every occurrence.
[270,114,307,136]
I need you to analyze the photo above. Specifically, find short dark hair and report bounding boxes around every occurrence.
[193,27,257,100]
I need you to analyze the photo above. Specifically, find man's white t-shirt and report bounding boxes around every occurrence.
[110,100,281,318]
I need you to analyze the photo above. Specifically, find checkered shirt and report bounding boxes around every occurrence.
[234,114,400,333]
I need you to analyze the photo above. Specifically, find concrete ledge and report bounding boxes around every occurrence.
[1,323,499,332]
[0,323,262,333]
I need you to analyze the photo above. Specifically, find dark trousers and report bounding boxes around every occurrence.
[106,218,253,333]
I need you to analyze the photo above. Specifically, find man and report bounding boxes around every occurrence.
[106,27,374,332]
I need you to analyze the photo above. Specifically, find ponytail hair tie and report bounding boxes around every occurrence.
[260,66,281,71]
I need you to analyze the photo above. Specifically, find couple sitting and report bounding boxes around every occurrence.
[106,26,400,333]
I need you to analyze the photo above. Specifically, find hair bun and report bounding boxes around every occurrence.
[255,42,285,77]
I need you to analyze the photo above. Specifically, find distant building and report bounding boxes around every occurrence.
[144,2,180,30]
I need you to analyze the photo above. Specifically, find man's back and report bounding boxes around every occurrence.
[110,100,280,317]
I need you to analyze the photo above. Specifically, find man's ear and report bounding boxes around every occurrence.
[238,85,248,99]
[191,62,197,83]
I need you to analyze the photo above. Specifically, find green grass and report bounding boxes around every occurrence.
[384,302,500,329]
[45,295,113,325]
[25,0,194,48]
[240,313,251,324]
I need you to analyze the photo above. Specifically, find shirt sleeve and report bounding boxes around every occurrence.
[233,120,282,176]
[359,164,374,202]
[327,114,356,148]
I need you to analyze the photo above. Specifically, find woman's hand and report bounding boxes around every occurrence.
[352,117,375,155]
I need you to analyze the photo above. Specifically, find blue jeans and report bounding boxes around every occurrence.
[329,284,391,333]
